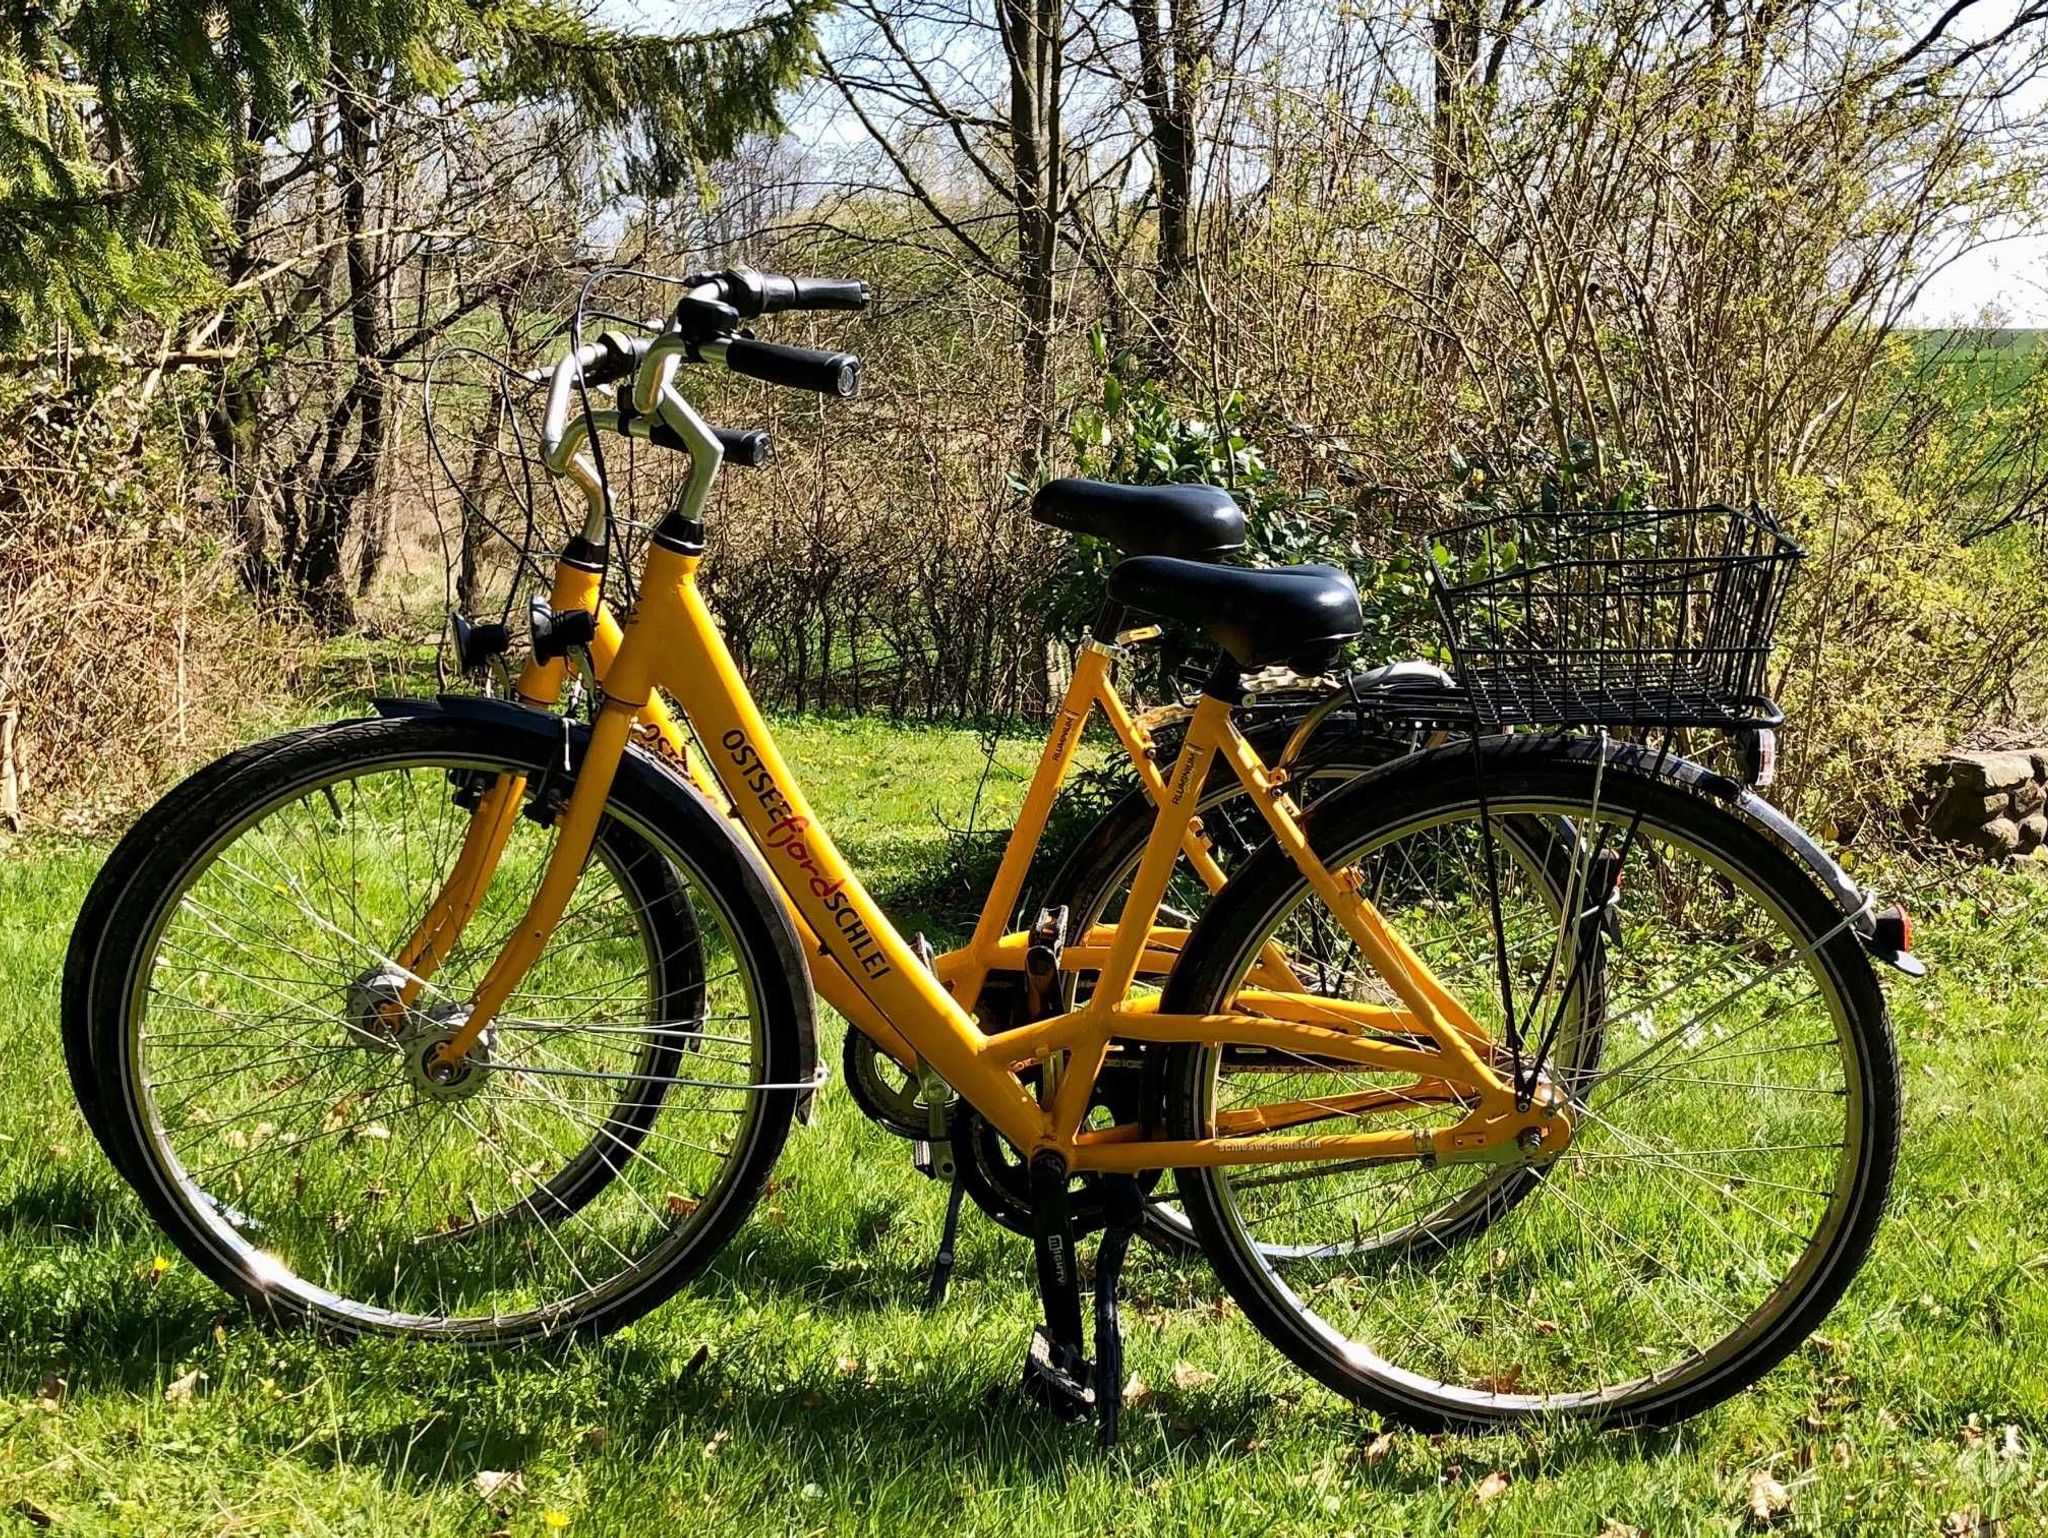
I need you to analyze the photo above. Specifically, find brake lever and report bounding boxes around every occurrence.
[671,294,742,344]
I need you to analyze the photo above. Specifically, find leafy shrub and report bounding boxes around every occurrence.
[1039,336,1436,678]
[1770,470,2048,835]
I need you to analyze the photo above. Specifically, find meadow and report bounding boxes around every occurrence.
[0,713,2043,1537]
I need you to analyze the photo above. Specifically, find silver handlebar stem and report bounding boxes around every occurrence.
[537,282,729,546]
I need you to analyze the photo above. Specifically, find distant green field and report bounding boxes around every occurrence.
[0,714,2042,1536]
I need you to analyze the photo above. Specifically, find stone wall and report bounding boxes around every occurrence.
[1923,749,2048,860]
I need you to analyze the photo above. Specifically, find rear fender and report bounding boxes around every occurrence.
[1508,734,1922,978]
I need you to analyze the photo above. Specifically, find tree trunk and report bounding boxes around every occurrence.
[1126,0,1205,356]
[1422,0,1485,385]
[295,76,388,633]
[997,0,1063,475]
[205,102,277,596]
[455,382,509,615]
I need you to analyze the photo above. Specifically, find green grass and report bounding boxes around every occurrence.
[0,715,2044,1535]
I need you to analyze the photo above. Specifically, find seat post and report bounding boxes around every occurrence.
[1202,655,1243,701]
[1090,597,1127,645]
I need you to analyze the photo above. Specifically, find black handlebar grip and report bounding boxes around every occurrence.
[722,337,860,397]
[641,420,774,467]
[715,426,773,467]
[763,275,871,314]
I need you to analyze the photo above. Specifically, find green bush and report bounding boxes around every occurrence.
[1040,337,1436,677]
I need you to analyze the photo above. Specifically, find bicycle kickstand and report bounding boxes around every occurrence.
[924,1167,968,1311]
[1092,1174,1144,1449]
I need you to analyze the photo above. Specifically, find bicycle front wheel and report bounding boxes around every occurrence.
[89,713,810,1343]
[1164,741,1899,1429]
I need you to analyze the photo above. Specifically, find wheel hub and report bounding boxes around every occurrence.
[401,1005,495,1101]
[343,964,417,1051]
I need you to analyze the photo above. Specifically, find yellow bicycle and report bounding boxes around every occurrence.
[75,267,1914,1434]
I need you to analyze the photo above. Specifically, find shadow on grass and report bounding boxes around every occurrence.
[0,1165,118,1239]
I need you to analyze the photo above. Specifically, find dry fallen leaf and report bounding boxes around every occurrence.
[579,1425,610,1452]
[1595,1521,1645,1538]
[1745,1469,1791,1526]
[1999,1424,2024,1461]
[1941,1513,2008,1538]
[1471,1470,1510,1505]
[163,1368,204,1404]
[33,1372,64,1414]
[473,1470,524,1504]
[664,1192,699,1218]
[1122,1374,1152,1408]
[1359,1431,1395,1465]
[702,1430,731,1460]
[1170,1362,1217,1391]
[835,1354,861,1377]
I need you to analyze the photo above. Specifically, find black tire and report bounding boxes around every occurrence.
[1162,739,1900,1429]
[67,740,707,1215]
[88,713,811,1343]
[66,736,304,1175]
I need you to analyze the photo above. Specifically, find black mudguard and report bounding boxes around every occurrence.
[1474,733,1923,977]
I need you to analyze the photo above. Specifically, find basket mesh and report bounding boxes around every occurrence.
[1425,504,1801,730]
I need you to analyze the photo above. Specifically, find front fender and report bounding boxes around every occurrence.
[371,695,827,1110]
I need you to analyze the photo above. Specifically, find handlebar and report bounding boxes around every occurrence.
[534,267,861,543]
[684,266,870,318]
[637,420,773,468]
[714,337,860,398]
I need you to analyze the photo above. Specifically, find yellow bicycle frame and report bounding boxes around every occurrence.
[404,543,1311,1069]
[416,534,1567,1172]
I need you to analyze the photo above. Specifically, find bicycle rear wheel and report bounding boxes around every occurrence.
[89,713,810,1342]
[1164,741,1898,1428]
[1045,731,1603,1254]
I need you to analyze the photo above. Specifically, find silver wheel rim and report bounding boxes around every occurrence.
[1193,791,1866,1414]
[122,747,776,1337]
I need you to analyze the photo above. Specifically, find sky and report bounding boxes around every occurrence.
[604,0,2048,327]
[1910,233,2048,325]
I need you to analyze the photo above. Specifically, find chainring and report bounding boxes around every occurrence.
[843,1028,937,1139]
[951,1046,1166,1236]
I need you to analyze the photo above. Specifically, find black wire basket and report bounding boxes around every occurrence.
[1424,503,1802,730]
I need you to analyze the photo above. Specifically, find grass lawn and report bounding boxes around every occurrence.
[0,713,2042,1536]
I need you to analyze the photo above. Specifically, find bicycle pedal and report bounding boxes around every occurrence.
[1023,906,1069,1018]
[1020,1326,1095,1424]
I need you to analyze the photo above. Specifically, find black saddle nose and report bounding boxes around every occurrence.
[1106,556,1365,673]
[1031,478,1246,560]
